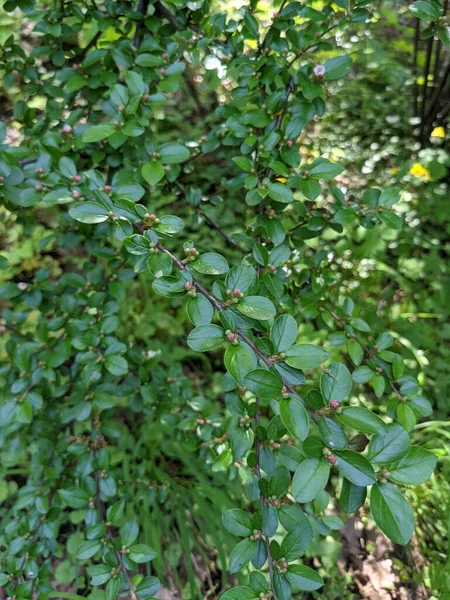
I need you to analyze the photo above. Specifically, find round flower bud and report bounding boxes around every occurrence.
[313,64,326,78]
[17,282,28,291]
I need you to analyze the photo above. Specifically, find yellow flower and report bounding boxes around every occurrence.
[431,126,445,138]
[409,163,430,181]
[390,167,399,175]
[275,177,287,183]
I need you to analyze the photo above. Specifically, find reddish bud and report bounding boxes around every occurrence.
[17,282,28,291]
[73,63,78,69]
[0,176,4,182]
[143,93,150,100]
[330,400,340,409]
[74,175,81,182]
[327,454,337,464]
[37,168,44,174]
[234,289,241,296]
[104,185,112,193]
[185,282,192,290]
[61,123,72,134]
[160,68,166,75]
[313,64,326,78]
[35,185,42,191]
[162,52,168,59]
[72,191,80,199]
[286,140,293,147]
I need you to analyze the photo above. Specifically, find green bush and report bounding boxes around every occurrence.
[0,1,446,599]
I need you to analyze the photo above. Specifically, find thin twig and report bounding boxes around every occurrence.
[134,0,150,48]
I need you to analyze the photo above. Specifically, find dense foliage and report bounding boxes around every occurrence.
[0,1,448,599]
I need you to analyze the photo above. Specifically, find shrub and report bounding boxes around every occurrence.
[0,1,442,599]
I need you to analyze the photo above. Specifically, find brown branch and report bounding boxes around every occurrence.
[197,209,249,254]
[134,0,150,48]
[412,18,420,117]
[154,1,181,30]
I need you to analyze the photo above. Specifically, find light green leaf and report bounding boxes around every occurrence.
[192,252,229,275]
[320,362,352,402]
[335,450,376,486]
[237,296,276,320]
[187,324,225,352]
[279,397,310,441]
[291,458,330,503]
[285,344,329,370]
[370,483,414,545]
[244,369,282,399]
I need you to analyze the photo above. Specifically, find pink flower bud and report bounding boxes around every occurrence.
[286,140,293,147]
[327,454,337,464]
[268,209,276,216]
[185,282,192,290]
[61,124,72,134]
[74,175,81,182]
[88,501,94,508]
[35,185,42,191]
[189,38,195,44]
[73,63,78,69]
[37,168,44,174]
[160,68,166,75]
[149,213,156,221]
[330,400,340,409]
[234,289,241,296]
[104,185,112,193]
[0,176,3,182]
[118,105,125,112]
[226,332,236,342]
[72,191,80,199]
[143,93,150,100]
[313,64,326,78]
[17,282,28,291]
[162,52,168,59]
[269,265,276,271]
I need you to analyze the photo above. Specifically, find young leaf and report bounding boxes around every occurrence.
[229,539,257,573]
[284,344,329,370]
[222,509,254,537]
[187,324,225,352]
[270,314,297,351]
[320,362,352,402]
[237,296,276,321]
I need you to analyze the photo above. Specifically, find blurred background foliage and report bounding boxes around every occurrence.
[0,0,449,599]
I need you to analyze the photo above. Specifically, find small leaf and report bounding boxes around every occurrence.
[244,369,282,399]
[69,202,110,224]
[340,478,367,513]
[270,314,297,351]
[129,543,157,563]
[320,362,352,402]
[370,483,414,545]
[187,324,225,352]
[338,407,387,435]
[192,252,229,275]
[368,423,411,464]
[267,182,293,203]
[225,344,254,386]
[142,161,164,186]
[229,539,256,573]
[237,296,276,320]
[335,450,376,486]
[388,447,437,485]
[82,123,116,143]
[291,458,330,503]
[279,397,310,441]
[286,564,324,591]
[285,344,329,370]
[318,417,347,451]
[159,143,190,164]
[222,509,253,537]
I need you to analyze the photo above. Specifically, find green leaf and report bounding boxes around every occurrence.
[225,344,254,386]
[323,56,353,80]
[237,296,276,320]
[75,540,102,560]
[244,369,282,399]
[69,202,110,224]
[187,324,225,352]
[379,210,402,229]
[222,509,254,536]
[279,397,310,441]
[318,417,347,451]
[106,576,120,600]
[335,450,376,486]
[285,344,329,370]
[129,543,157,563]
[281,526,309,560]
[220,588,258,600]
[104,355,128,376]
[192,252,229,275]
[352,365,374,384]
[270,314,297,352]
[368,423,411,464]
[340,478,367,513]
[410,1,441,20]
[159,143,190,164]
[154,215,184,235]
[309,158,344,180]
[59,157,77,178]
[136,53,163,67]
[82,123,116,143]
[286,564,324,591]
[370,483,414,545]
[136,576,161,599]
[186,295,214,326]
[291,458,330,503]
[388,447,437,485]
[320,362,352,402]
[59,488,89,509]
[338,407,387,435]
[267,182,293,204]
[229,539,256,573]
[348,339,363,365]
[142,161,164,186]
